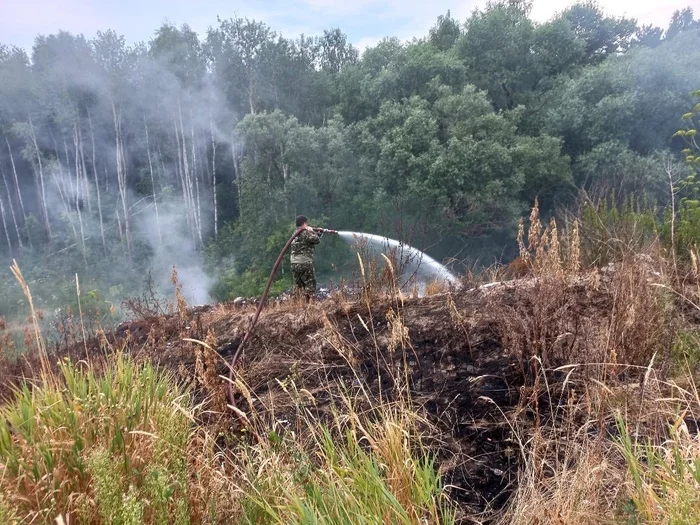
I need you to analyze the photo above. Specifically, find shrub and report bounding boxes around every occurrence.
[579,193,660,267]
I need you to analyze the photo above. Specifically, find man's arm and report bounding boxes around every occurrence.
[305,228,321,245]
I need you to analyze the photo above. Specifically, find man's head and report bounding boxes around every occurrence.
[296,215,308,228]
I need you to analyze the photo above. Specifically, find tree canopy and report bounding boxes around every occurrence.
[0,4,699,315]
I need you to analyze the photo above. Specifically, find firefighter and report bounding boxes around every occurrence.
[290,215,321,300]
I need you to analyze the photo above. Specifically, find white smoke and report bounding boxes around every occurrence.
[135,198,213,305]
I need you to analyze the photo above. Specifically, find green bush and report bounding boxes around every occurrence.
[579,193,660,265]
[211,267,292,301]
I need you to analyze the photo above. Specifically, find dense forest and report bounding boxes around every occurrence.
[0,1,699,319]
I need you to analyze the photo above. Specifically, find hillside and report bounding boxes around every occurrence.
[3,251,694,522]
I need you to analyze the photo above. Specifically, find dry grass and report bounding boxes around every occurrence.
[424,278,449,296]
[0,338,452,524]
[499,365,700,525]
[492,201,699,525]
[3,200,700,524]
[0,260,456,524]
[502,438,621,524]
[10,259,49,374]
[228,386,454,525]
[491,200,674,381]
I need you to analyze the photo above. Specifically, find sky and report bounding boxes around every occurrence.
[0,0,693,54]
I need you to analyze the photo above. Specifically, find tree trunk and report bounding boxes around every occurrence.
[144,114,162,245]
[174,116,193,239]
[210,108,218,238]
[189,102,203,246]
[73,124,87,264]
[112,101,131,254]
[248,74,256,115]
[231,129,242,219]
[0,164,23,249]
[115,206,123,242]
[77,122,92,214]
[157,144,168,189]
[5,136,28,229]
[64,140,76,206]
[173,119,185,193]
[194,170,202,244]
[28,115,51,236]
[105,156,110,193]
[50,165,79,242]
[87,109,106,254]
[178,99,197,244]
[0,188,12,257]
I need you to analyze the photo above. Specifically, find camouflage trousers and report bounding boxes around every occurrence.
[291,262,316,298]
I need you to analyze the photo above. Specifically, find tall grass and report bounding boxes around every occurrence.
[616,379,700,525]
[0,255,455,524]
[0,354,191,523]
[499,362,700,525]
[9,198,700,524]
[228,250,454,524]
[496,199,700,524]
[234,389,455,525]
[0,354,453,524]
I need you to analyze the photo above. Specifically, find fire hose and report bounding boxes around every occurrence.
[227,226,338,423]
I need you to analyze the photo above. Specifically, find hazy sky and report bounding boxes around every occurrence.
[0,0,693,54]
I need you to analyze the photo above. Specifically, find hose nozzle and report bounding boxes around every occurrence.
[313,227,338,235]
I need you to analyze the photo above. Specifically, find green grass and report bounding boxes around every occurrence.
[0,352,454,524]
[671,329,700,374]
[0,354,191,523]
[617,412,700,525]
[235,391,455,525]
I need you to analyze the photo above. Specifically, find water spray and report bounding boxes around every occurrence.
[336,231,458,285]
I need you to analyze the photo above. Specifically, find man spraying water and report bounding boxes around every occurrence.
[290,215,328,300]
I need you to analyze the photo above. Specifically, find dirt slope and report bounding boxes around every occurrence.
[2,267,671,520]
[96,269,666,518]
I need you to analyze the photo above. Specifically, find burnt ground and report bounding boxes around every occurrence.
[109,290,526,517]
[0,268,684,522]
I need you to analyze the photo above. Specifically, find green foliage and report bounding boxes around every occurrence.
[575,141,668,198]
[0,229,140,321]
[670,329,700,374]
[1,3,700,304]
[617,414,700,524]
[0,495,19,525]
[212,267,291,300]
[88,448,135,524]
[0,355,191,522]
[666,7,700,40]
[429,10,462,51]
[673,90,700,255]
[579,194,660,265]
[676,198,700,252]
[676,89,700,171]
[560,2,637,62]
[362,85,571,237]
[236,393,455,525]
[543,31,700,157]
[457,3,537,110]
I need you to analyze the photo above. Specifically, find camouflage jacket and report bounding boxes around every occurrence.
[290,229,320,264]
